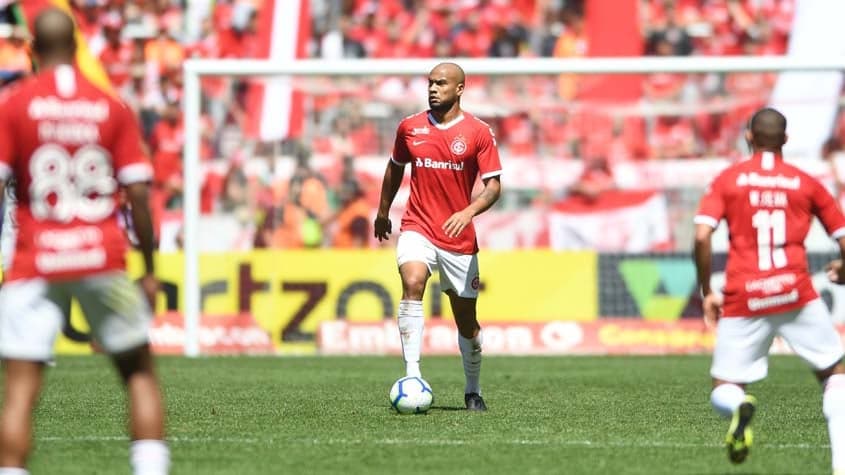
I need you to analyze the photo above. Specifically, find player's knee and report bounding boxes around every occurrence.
[455,319,480,339]
[112,344,154,383]
[816,360,845,382]
[401,277,427,299]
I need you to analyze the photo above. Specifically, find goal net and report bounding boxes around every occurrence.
[170,57,845,356]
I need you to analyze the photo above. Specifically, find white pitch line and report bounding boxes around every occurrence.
[35,436,829,450]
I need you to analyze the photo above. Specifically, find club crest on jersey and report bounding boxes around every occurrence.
[451,136,467,156]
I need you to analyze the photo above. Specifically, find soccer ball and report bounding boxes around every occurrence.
[389,376,434,414]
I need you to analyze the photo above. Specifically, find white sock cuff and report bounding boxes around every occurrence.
[398,300,423,317]
[131,439,170,475]
[825,375,845,418]
[0,468,29,475]
[826,374,845,392]
[711,383,745,419]
[131,438,169,452]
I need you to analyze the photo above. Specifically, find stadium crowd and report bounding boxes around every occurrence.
[0,0,842,251]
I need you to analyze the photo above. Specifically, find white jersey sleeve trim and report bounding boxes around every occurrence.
[832,227,845,240]
[693,215,719,229]
[117,163,153,185]
[0,163,10,181]
[390,156,407,167]
[481,170,502,180]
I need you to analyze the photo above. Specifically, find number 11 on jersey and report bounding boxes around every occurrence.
[752,209,786,271]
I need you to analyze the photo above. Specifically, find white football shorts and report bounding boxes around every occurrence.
[711,298,844,383]
[0,271,152,361]
[396,231,480,298]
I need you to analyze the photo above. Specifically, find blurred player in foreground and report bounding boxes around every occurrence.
[0,9,168,475]
[694,108,845,472]
[375,62,502,411]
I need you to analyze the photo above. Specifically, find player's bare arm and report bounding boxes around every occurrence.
[693,222,722,328]
[827,237,845,284]
[125,182,158,308]
[375,161,405,241]
[443,176,501,238]
[829,259,844,283]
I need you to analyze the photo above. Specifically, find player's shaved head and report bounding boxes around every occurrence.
[428,62,465,116]
[748,107,787,151]
[32,8,77,64]
[430,62,466,86]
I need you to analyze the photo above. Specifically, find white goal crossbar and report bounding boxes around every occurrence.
[181,56,845,356]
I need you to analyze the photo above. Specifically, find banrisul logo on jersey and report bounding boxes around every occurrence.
[415,157,464,171]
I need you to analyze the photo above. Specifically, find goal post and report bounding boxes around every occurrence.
[181,56,845,357]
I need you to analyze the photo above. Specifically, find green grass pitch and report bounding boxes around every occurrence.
[19,355,832,474]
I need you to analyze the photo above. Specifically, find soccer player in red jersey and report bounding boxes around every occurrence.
[375,63,502,411]
[695,108,845,470]
[0,10,168,475]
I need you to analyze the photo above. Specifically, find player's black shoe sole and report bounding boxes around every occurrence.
[465,392,487,412]
[726,396,756,464]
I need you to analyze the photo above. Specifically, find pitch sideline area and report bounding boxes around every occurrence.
[23,355,831,474]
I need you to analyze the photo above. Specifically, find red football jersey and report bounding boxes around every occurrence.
[695,151,845,317]
[0,65,153,281]
[149,119,184,185]
[391,111,502,254]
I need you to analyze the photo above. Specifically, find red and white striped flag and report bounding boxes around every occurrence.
[245,0,310,141]
[548,190,672,252]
